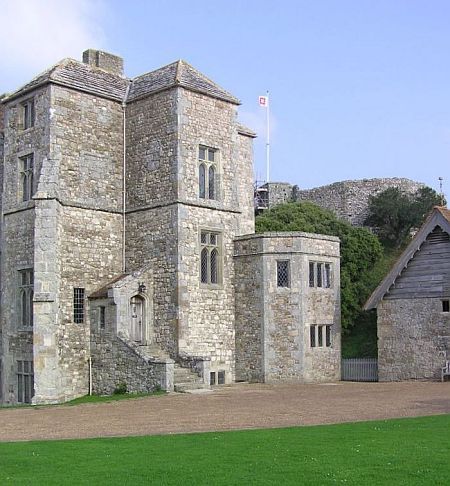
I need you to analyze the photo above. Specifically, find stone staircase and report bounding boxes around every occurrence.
[134,344,209,393]
[173,363,210,393]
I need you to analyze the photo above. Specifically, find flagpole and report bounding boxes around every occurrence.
[266,90,270,183]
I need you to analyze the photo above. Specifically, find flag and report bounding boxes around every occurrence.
[259,95,268,107]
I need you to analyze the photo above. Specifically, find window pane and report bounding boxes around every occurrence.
[210,249,218,284]
[324,264,331,288]
[208,149,215,162]
[208,165,215,199]
[277,261,289,287]
[18,374,23,403]
[210,233,217,245]
[318,325,323,346]
[210,371,216,385]
[326,325,331,347]
[21,291,27,327]
[199,163,206,198]
[74,288,85,323]
[201,248,208,283]
[217,371,225,385]
[309,262,315,287]
[199,147,206,160]
[310,326,316,347]
[201,232,207,244]
[317,263,323,288]
[99,306,106,329]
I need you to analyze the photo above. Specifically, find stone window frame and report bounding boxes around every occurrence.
[309,261,332,289]
[210,370,226,385]
[17,359,34,403]
[276,260,291,288]
[310,325,332,348]
[98,306,106,330]
[73,287,85,324]
[19,153,34,202]
[21,98,35,130]
[198,145,219,201]
[199,229,223,286]
[18,268,34,329]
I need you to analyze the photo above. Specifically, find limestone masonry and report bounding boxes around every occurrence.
[0,50,340,404]
[256,178,424,226]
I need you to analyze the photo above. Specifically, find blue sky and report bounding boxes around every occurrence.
[1,0,449,196]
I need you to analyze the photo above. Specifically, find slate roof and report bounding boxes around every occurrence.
[4,59,130,103]
[364,206,450,309]
[128,60,240,104]
[89,274,129,299]
[4,58,240,105]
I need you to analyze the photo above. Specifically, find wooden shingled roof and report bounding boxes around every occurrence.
[364,206,450,309]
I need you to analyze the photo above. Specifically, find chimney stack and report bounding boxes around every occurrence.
[82,49,124,76]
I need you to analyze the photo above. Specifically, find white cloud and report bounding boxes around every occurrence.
[0,0,107,93]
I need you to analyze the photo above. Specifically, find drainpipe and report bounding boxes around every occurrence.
[88,357,92,396]
[122,83,131,273]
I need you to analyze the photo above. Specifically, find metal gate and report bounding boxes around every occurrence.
[342,358,378,382]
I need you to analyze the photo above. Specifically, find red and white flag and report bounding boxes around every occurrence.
[258,95,268,107]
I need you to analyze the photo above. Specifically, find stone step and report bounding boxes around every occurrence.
[174,382,210,393]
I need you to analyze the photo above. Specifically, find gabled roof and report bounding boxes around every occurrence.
[3,58,240,106]
[364,206,450,309]
[127,60,240,104]
[3,59,130,103]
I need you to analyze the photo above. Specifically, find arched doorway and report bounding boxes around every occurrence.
[130,295,145,343]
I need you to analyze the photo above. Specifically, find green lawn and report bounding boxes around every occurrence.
[1,415,449,485]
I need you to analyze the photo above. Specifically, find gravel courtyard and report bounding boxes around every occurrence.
[0,381,449,442]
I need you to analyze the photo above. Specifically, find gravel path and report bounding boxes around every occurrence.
[0,381,449,442]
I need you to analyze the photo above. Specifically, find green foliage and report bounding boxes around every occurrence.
[113,382,128,395]
[365,186,443,248]
[1,416,449,485]
[256,202,383,329]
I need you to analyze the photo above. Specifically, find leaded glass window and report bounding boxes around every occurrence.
[200,231,221,285]
[310,325,332,348]
[198,146,218,200]
[17,360,34,403]
[277,260,290,288]
[18,269,33,328]
[74,288,85,323]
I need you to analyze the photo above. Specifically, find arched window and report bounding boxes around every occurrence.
[210,248,218,284]
[201,248,209,283]
[198,146,218,201]
[200,231,221,285]
[18,269,34,328]
[199,163,206,198]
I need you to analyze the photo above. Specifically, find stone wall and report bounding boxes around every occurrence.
[0,87,50,404]
[234,232,341,384]
[175,89,255,381]
[378,298,450,381]
[263,178,425,226]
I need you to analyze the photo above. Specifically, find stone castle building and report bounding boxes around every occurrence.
[255,178,424,226]
[0,50,340,405]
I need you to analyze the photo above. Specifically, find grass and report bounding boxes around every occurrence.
[0,391,166,409]
[64,390,166,405]
[0,415,449,485]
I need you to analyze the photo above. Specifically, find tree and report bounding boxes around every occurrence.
[256,202,384,330]
[364,186,443,248]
